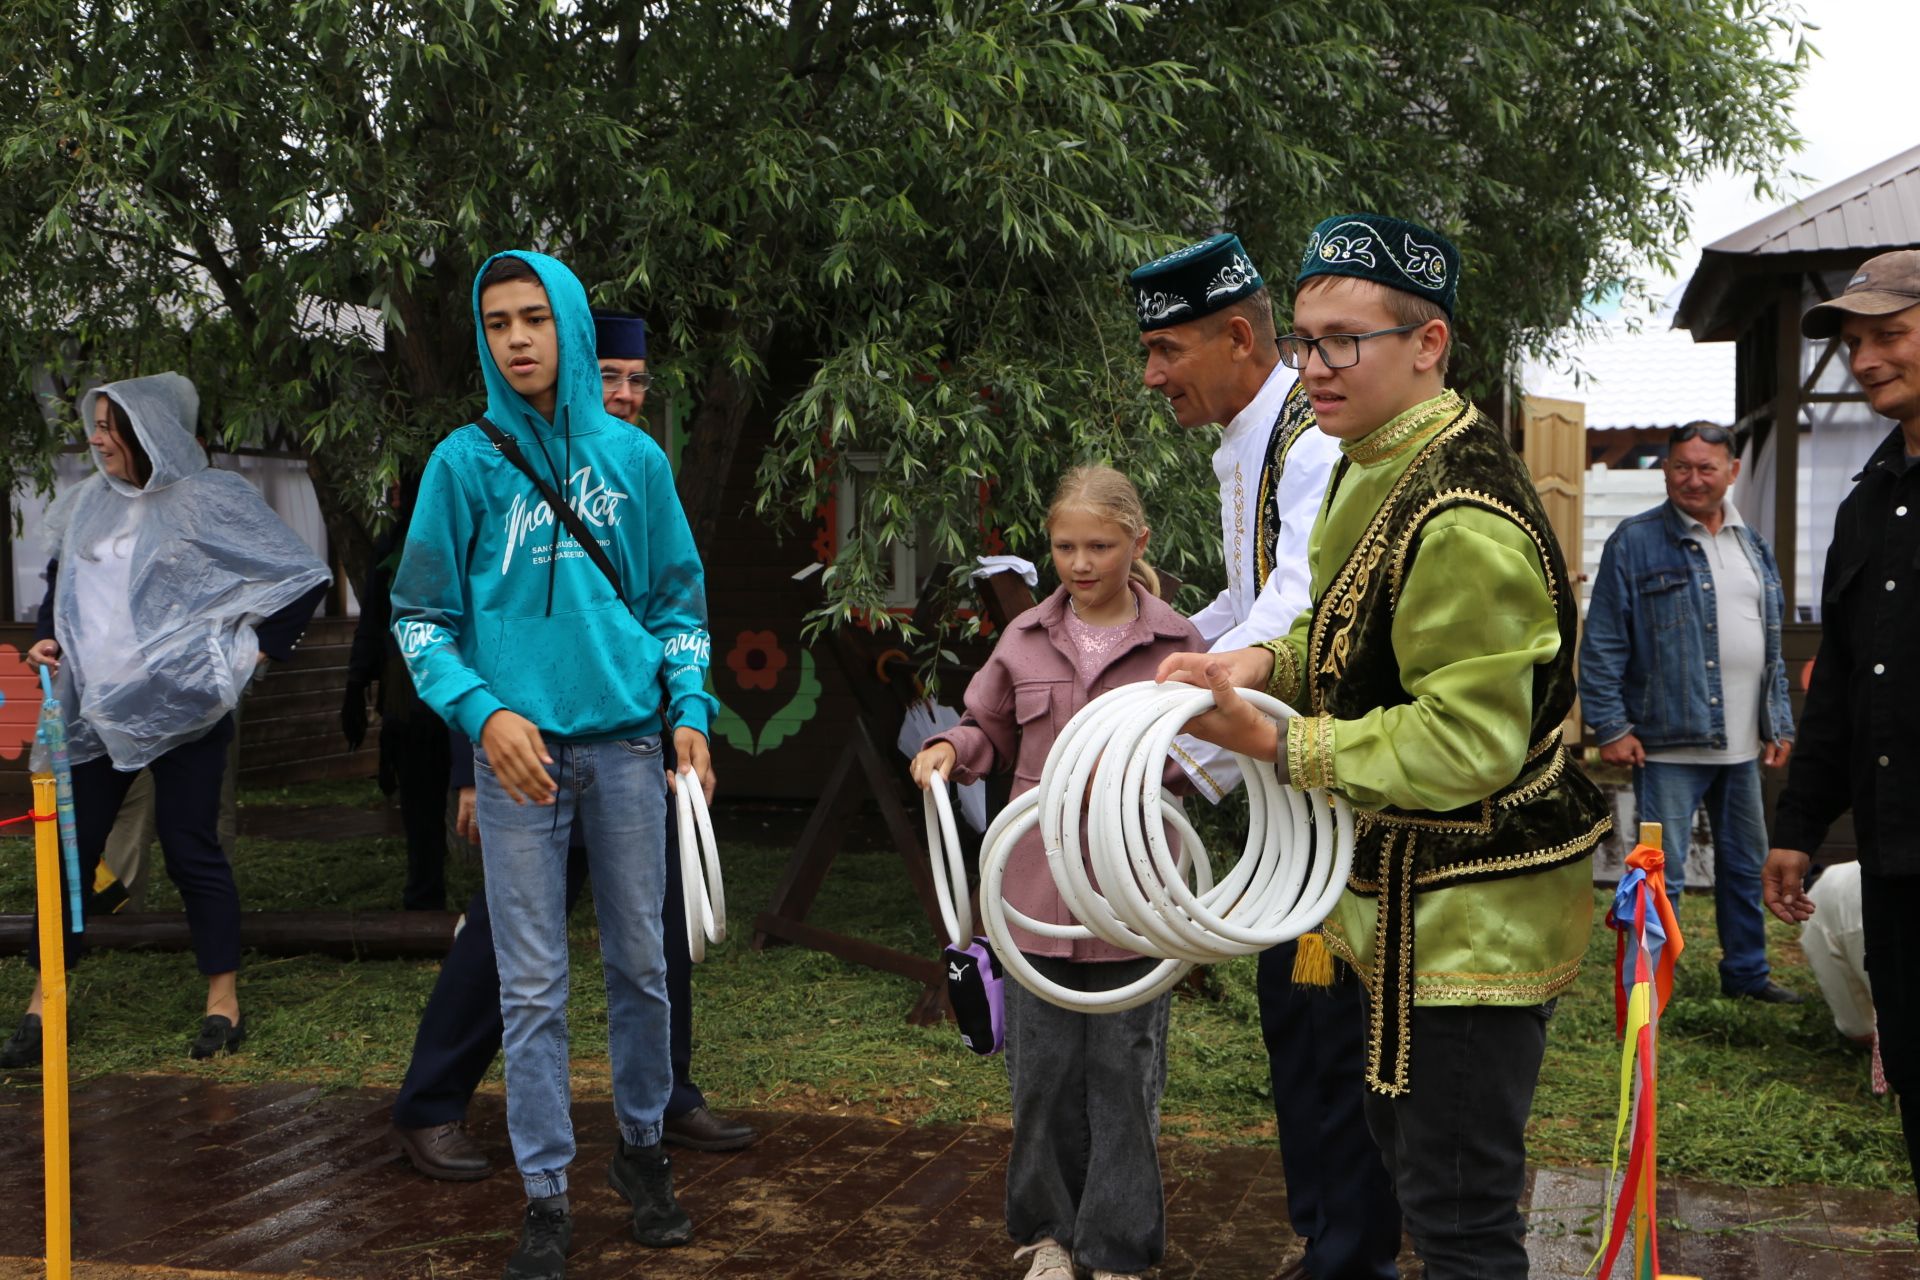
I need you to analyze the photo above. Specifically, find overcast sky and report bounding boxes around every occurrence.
[1647,0,1920,313]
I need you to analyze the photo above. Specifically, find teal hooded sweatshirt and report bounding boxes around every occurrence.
[390,250,716,743]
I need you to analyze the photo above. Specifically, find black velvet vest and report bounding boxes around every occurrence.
[1254,381,1320,588]
[1305,403,1610,1093]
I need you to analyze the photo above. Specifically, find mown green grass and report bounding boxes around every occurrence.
[0,779,1907,1190]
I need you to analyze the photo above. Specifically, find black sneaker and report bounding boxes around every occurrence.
[607,1137,693,1247]
[0,1014,41,1069]
[502,1200,572,1279]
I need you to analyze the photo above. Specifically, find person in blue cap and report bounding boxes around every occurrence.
[592,309,653,423]
[1160,213,1609,1279]
[388,306,756,1195]
[392,252,718,1278]
[1129,233,1396,1280]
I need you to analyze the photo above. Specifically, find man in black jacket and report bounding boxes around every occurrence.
[343,473,452,911]
[1765,249,1920,1220]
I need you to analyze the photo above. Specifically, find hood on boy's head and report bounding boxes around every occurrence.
[470,249,605,433]
[78,372,206,496]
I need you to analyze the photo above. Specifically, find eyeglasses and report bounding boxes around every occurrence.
[599,371,654,392]
[1276,322,1424,370]
[1670,423,1735,447]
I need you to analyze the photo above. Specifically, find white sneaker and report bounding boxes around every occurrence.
[1092,1271,1143,1280]
[1013,1239,1075,1280]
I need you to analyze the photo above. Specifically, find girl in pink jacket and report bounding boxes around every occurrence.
[912,466,1204,1280]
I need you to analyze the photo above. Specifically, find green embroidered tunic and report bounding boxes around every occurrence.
[1262,390,1606,1089]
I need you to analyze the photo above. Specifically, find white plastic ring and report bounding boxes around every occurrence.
[924,771,973,947]
[675,772,726,962]
[946,680,1354,1013]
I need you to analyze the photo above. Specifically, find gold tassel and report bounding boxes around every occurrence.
[1292,931,1335,987]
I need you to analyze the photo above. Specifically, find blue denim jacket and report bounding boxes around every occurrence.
[1579,501,1794,750]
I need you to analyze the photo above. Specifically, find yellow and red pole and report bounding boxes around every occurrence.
[31,772,72,1280]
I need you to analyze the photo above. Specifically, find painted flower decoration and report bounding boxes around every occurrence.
[812,497,839,564]
[726,630,790,692]
[0,644,40,762]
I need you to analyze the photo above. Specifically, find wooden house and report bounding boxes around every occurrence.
[1520,140,1920,859]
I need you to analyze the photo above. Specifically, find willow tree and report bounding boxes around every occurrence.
[0,0,1805,622]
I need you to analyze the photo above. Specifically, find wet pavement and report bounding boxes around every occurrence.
[0,1075,1910,1278]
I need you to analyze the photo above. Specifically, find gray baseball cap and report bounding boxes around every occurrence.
[1802,249,1920,339]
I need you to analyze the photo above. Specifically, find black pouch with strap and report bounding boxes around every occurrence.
[474,414,626,604]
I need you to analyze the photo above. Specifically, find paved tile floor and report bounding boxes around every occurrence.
[0,1077,1912,1278]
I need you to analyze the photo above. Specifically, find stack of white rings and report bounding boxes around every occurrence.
[926,680,1354,1013]
[675,774,727,962]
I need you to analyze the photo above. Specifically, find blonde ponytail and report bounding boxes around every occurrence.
[1048,464,1161,599]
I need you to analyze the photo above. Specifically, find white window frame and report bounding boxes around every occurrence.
[835,453,932,609]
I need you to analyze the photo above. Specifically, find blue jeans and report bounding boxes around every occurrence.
[476,734,673,1199]
[1634,759,1771,994]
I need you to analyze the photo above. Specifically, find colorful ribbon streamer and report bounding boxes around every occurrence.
[1589,841,1685,1278]
[34,668,85,934]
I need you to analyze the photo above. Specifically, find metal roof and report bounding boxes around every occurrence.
[1676,143,1920,341]
[1702,143,1920,257]
[1523,324,1734,431]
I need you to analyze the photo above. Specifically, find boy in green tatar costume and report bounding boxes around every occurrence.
[1161,213,1610,1280]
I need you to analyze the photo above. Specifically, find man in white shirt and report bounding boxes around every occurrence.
[1579,424,1799,1002]
[1130,234,1398,1280]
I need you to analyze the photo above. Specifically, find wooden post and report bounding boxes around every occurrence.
[1773,290,1804,620]
[749,717,949,1024]
[1639,821,1662,852]
[32,774,72,1280]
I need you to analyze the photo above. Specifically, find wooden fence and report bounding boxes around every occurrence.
[0,618,376,802]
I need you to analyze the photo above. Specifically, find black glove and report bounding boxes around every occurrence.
[340,680,370,750]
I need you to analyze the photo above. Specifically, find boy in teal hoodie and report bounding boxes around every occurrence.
[392,250,716,1279]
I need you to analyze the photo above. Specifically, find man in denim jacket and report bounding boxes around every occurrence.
[1579,424,1799,1002]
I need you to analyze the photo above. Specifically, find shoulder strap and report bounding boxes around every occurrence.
[475,415,626,603]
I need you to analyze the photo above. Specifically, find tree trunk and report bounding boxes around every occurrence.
[675,360,758,549]
[304,449,376,612]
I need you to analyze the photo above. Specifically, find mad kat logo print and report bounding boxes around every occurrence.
[501,465,630,572]
[397,620,445,657]
[664,630,713,684]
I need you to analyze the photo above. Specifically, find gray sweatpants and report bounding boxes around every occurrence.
[1004,953,1170,1274]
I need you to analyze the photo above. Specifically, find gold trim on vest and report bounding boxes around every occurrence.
[1342,388,1464,467]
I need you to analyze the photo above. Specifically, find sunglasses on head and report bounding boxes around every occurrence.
[1671,423,1736,447]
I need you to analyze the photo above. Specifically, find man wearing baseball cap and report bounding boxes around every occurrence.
[1765,249,1920,1221]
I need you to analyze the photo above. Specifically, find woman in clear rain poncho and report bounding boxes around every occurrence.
[4,372,330,1066]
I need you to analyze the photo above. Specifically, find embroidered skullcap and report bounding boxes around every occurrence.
[1128,233,1265,331]
[592,309,648,360]
[1297,214,1459,317]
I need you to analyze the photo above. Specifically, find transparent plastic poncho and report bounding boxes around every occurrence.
[38,372,331,771]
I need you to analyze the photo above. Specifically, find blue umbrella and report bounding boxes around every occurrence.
[35,668,84,934]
